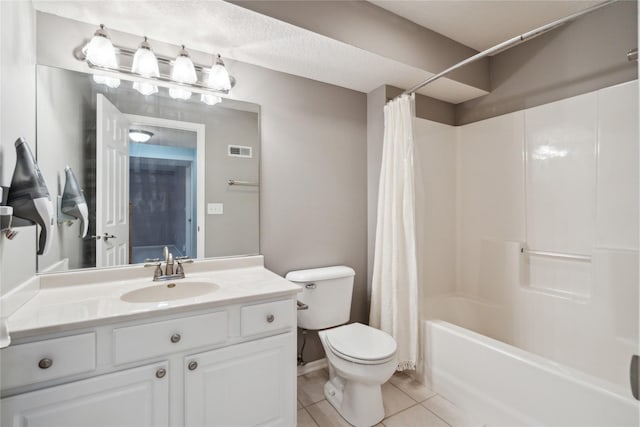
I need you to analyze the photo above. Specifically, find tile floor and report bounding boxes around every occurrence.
[297,369,483,427]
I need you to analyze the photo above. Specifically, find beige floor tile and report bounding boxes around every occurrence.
[298,369,329,407]
[389,371,436,402]
[383,404,449,427]
[381,382,417,416]
[298,408,320,427]
[306,400,352,427]
[422,395,482,427]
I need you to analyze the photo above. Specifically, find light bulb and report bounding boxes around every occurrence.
[201,94,221,106]
[132,37,159,95]
[206,54,231,91]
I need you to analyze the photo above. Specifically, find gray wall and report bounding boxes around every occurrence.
[35,12,368,363]
[0,1,37,296]
[457,0,638,124]
[37,66,89,271]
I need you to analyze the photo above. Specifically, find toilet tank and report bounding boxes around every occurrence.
[286,266,355,330]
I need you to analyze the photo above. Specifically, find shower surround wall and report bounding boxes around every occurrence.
[414,80,638,391]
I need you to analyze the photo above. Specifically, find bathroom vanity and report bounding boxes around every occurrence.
[0,256,299,427]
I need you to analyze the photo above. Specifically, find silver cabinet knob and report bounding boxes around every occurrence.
[266,314,275,323]
[156,368,166,378]
[38,358,53,369]
[171,333,181,343]
[188,361,198,371]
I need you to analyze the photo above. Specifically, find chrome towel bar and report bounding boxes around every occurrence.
[520,248,591,262]
[228,179,259,187]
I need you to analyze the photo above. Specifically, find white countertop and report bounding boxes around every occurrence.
[6,256,301,340]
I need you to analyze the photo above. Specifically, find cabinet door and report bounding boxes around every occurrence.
[1,362,169,427]
[185,332,295,427]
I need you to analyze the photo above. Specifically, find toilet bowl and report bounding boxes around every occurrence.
[285,266,398,426]
[319,322,397,427]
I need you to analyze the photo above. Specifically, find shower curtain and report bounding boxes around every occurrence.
[370,93,419,371]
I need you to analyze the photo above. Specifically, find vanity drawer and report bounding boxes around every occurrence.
[113,311,228,364]
[1,333,96,390]
[241,299,295,337]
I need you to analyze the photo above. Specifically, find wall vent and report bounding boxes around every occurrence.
[228,145,252,158]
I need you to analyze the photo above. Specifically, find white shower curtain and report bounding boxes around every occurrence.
[370,93,419,371]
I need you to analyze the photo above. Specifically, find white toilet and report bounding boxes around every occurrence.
[286,266,397,427]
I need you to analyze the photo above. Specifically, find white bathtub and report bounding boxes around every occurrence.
[424,319,639,426]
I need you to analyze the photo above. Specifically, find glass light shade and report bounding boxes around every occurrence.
[171,54,197,84]
[132,46,159,77]
[132,39,159,95]
[129,129,153,143]
[133,81,158,96]
[201,94,222,106]
[169,47,196,100]
[206,56,231,91]
[84,34,118,68]
[83,26,120,88]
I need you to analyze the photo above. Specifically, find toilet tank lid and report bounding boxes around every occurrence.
[285,266,355,282]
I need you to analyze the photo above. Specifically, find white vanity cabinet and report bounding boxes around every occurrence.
[1,361,169,427]
[1,297,297,427]
[185,333,295,427]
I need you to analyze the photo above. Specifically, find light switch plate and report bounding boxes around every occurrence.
[207,203,223,215]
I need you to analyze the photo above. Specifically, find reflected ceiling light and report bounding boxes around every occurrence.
[82,24,120,88]
[129,129,154,143]
[206,54,232,92]
[169,45,197,100]
[131,36,159,95]
[531,144,568,160]
[201,94,222,106]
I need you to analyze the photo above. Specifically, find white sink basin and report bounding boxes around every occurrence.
[121,281,219,303]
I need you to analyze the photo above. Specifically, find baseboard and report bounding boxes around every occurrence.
[297,358,327,376]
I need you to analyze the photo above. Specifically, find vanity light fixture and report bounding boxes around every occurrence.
[82,24,120,88]
[128,129,154,143]
[75,25,237,104]
[169,46,197,100]
[131,37,159,95]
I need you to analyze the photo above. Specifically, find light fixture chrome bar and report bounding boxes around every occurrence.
[74,43,236,95]
[520,248,591,262]
[400,0,617,97]
[228,180,259,187]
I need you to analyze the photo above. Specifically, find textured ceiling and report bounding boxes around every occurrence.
[33,0,488,103]
[33,0,605,103]
[369,0,604,51]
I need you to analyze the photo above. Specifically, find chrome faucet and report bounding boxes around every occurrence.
[144,246,193,281]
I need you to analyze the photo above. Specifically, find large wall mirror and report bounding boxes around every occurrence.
[36,65,260,273]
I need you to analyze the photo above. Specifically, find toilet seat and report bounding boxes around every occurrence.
[325,323,397,365]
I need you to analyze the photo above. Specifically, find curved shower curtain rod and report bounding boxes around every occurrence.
[398,0,620,99]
